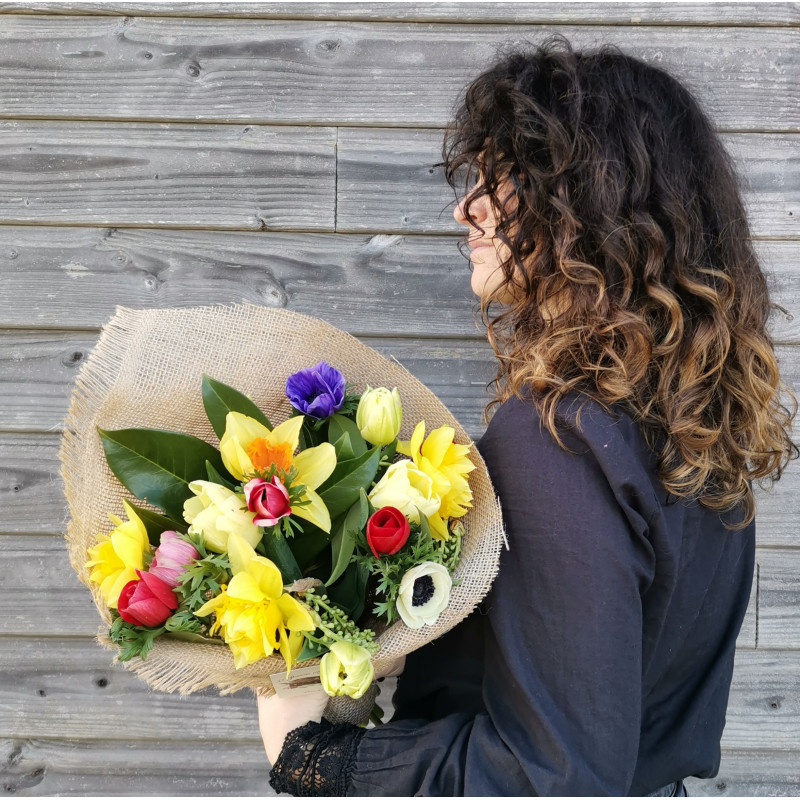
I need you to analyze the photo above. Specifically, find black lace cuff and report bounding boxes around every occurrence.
[269,719,366,797]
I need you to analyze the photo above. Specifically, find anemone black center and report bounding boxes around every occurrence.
[412,575,435,607]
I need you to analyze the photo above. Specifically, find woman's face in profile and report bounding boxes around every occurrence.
[453,176,518,304]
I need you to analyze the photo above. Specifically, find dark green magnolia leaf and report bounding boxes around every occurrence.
[317,446,381,520]
[262,533,303,583]
[201,374,272,439]
[326,561,370,622]
[325,491,368,587]
[328,414,367,457]
[98,427,226,521]
[125,501,188,546]
[205,459,237,491]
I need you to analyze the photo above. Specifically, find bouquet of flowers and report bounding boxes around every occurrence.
[84,365,475,701]
[61,305,505,715]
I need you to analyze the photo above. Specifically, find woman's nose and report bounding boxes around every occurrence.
[453,191,488,228]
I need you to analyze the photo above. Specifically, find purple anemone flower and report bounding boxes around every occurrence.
[285,361,346,419]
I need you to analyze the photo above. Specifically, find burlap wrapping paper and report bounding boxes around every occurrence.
[60,304,506,714]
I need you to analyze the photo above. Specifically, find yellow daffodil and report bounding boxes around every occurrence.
[183,480,261,553]
[219,412,336,532]
[397,422,476,540]
[195,532,316,672]
[85,499,150,609]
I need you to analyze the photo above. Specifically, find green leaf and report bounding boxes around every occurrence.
[205,459,236,491]
[163,630,226,646]
[201,374,272,439]
[98,427,227,521]
[295,409,325,449]
[296,637,328,663]
[261,533,303,582]
[326,561,370,621]
[288,519,332,573]
[125,501,187,546]
[325,491,368,587]
[375,439,397,483]
[331,432,355,462]
[328,414,367,457]
[418,513,432,541]
[317,445,381,520]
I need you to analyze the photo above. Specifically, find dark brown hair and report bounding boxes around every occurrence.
[442,34,797,527]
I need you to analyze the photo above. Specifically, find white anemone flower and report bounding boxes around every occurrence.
[396,561,452,629]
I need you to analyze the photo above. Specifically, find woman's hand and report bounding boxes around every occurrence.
[256,685,330,765]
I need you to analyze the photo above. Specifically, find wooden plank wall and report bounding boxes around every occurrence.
[0,3,798,795]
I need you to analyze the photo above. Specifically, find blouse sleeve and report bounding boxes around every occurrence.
[270,397,657,796]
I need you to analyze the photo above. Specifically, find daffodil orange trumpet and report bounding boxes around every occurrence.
[219,411,337,533]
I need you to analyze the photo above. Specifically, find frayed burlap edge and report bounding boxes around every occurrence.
[61,303,506,702]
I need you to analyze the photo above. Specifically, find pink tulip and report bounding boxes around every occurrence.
[117,570,178,627]
[149,531,200,587]
[244,476,291,527]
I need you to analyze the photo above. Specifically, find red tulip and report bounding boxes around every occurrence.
[117,570,178,627]
[149,531,199,588]
[244,475,292,527]
[366,506,410,558]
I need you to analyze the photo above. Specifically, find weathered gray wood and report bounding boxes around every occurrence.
[0,330,496,433]
[0,738,275,796]
[1,124,795,234]
[337,128,800,238]
[0,535,98,636]
[1,3,798,24]
[0,227,478,334]
[0,637,261,741]
[0,121,336,230]
[0,19,797,129]
[686,749,800,796]
[0,228,797,341]
[0,435,66,535]
[758,549,800,649]
[0,638,793,748]
[0,533,761,649]
[722,650,800,750]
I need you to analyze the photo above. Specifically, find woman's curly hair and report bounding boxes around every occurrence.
[442,34,797,527]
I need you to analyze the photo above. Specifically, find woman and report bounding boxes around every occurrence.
[258,35,798,796]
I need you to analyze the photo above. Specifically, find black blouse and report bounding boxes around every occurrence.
[270,393,755,796]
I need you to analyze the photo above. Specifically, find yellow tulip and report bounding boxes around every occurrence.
[195,532,316,671]
[356,386,402,446]
[368,459,441,526]
[397,422,476,540]
[219,411,337,532]
[319,641,374,699]
[85,499,150,609]
[183,480,262,553]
